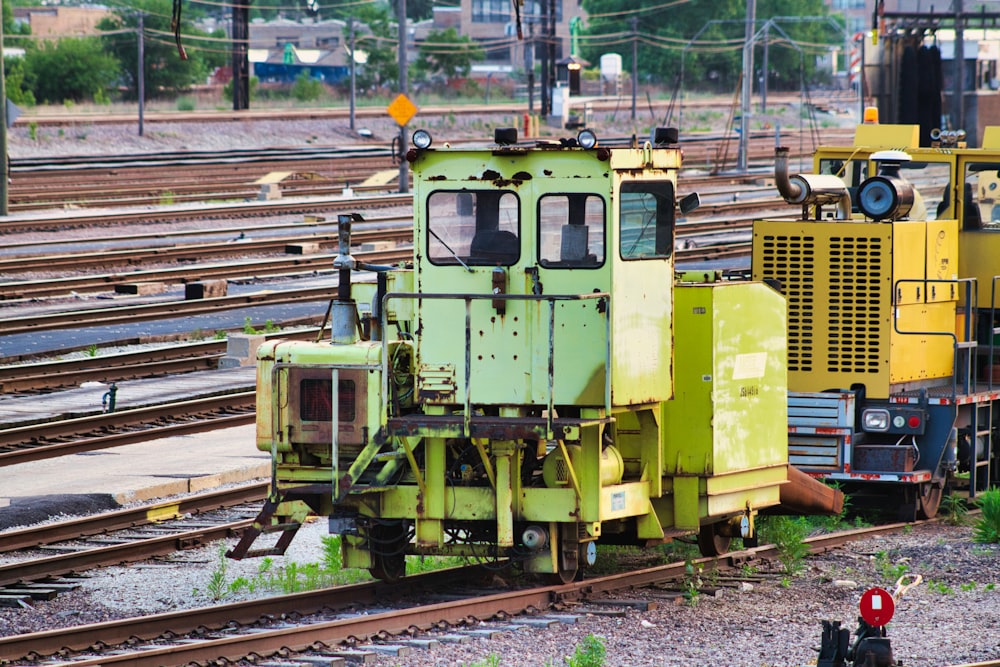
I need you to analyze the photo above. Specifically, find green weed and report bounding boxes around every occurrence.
[941,494,969,526]
[960,582,977,592]
[986,582,996,591]
[973,489,1000,543]
[873,550,909,582]
[759,516,810,574]
[214,330,228,340]
[159,191,176,206]
[242,317,281,335]
[28,121,37,141]
[463,656,501,667]
[86,344,99,357]
[926,579,955,595]
[565,634,606,667]
[682,559,702,605]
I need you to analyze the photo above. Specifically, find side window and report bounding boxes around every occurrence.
[538,194,605,268]
[963,163,1000,228]
[898,161,950,221]
[620,181,674,260]
[819,158,868,213]
[426,190,520,265]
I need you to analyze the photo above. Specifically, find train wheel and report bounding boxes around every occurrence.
[368,521,408,582]
[552,564,579,585]
[916,482,943,520]
[697,523,732,557]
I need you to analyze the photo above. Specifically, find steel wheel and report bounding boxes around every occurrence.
[697,523,732,557]
[368,521,408,582]
[916,482,943,520]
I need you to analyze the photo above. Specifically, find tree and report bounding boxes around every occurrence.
[579,0,838,94]
[22,38,119,103]
[414,27,484,86]
[98,0,209,99]
[347,5,400,94]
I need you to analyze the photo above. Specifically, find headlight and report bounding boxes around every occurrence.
[412,129,433,150]
[577,129,598,149]
[862,409,890,432]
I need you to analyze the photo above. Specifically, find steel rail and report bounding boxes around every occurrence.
[0,391,255,466]
[0,519,254,588]
[0,354,224,393]
[0,279,377,336]
[0,565,483,662]
[0,214,409,253]
[0,517,919,665]
[0,193,412,234]
[0,241,410,300]
[0,329,320,392]
[0,482,268,553]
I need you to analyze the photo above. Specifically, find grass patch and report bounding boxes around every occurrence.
[973,489,1000,543]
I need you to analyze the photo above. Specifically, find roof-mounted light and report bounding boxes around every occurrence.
[412,129,433,150]
[653,127,679,146]
[577,129,598,150]
[494,127,518,146]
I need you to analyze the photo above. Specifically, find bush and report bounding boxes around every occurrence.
[291,70,325,102]
[973,488,1000,543]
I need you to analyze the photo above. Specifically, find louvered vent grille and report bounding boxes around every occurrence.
[828,236,884,374]
[758,234,815,372]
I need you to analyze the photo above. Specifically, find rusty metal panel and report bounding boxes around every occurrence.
[417,363,456,402]
[854,445,916,472]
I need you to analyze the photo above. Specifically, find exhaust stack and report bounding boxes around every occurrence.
[774,146,852,220]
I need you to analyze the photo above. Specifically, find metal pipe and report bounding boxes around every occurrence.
[774,146,852,219]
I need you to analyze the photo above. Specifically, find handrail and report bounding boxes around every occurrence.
[892,277,977,398]
[381,290,611,439]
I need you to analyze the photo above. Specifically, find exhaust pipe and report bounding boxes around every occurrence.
[774,146,852,220]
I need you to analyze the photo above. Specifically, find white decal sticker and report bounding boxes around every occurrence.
[732,352,767,380]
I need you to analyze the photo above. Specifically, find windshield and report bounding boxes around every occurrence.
[426,190,520,266]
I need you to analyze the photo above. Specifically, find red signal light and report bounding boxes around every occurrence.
[907,415,921,429]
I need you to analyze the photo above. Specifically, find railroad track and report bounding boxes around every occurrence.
[4,127,845,213]
[0,519,936,666]
[0,192,412,234]
[0,391,255,467]
[0,329,320,393]
[0,484,268,598]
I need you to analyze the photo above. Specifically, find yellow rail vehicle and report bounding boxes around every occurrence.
[230,128,838,583]
[753,122,1000,520]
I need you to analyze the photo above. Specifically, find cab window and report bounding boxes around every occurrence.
[963,163,1000,229]
[619,181,674,260]
[426,190,520,265]
[538,194,605,268]
[819,158,868,212]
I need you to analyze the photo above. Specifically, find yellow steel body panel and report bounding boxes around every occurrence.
[983,127,1000,148]
[853,124,920,148]
[893,223,925,305]
[408,149,612,408]
[661,281,787,528]
[959,230,1000,307]
[753,219,958,398]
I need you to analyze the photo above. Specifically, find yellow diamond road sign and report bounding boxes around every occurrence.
[387,93,417,127]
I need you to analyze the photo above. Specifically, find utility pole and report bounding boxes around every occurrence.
[953,0,964,131]
[760,21,768,113]
[737,0,756,172]
[348,17,355,131]
[540,0,549,117]
[0,7,7,217]
[137,14,145,137]
[630,16,638,120]
[232,0,250,111]
[397,0,408,194]
[526,20,534,113]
